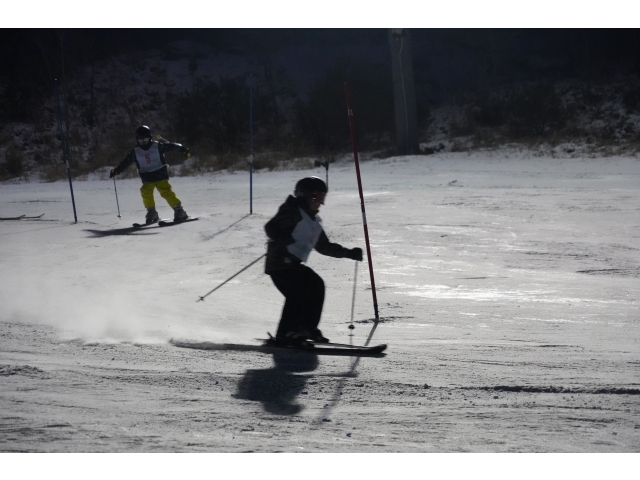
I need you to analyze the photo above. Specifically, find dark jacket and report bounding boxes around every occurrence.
[113,140,188,183]
[264,195,351,274]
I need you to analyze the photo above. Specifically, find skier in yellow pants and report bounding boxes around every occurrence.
[110,125,191,225]
[140,179,181,210]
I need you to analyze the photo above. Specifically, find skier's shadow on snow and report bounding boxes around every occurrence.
[235,351,319,415]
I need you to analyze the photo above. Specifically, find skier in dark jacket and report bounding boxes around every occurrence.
[110,125,191,224]
[265,176,363,347]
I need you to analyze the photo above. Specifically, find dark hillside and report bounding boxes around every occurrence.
[1,29,638,182]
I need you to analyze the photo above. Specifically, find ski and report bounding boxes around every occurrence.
[171,339,386,357]
[158,216,199,227]
[1,214,45,221]
[131,216,198,228]
[309,340,387,350]
[264,341,386,356]
[262,336,387,355]
[132,219,165,228]
[302,343,386,355]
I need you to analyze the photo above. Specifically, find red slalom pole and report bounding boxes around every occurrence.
[344,82,380,325]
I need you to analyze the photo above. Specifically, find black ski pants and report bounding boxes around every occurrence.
[269,265,325,337]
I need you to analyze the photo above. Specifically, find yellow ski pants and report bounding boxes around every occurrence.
[140,179,181,209]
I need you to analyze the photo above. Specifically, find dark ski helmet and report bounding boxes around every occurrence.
[135,125,152,139]
[294,176,328,204]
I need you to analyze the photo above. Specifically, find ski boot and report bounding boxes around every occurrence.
[145,207,159,225]
[173,204,188,222]
[297,328,329,343]
[308,328,329,344]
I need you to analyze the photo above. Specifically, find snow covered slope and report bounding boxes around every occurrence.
[1,152,639,453]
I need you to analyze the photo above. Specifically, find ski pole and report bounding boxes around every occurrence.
[349,260,358,345]
[249,74,254,215]
[196,254,266,302]
[112,176,121,218]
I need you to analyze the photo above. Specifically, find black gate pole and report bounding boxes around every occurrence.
[53,79,77,223]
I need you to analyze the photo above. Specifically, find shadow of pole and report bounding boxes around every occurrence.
[312,320,381,425]
[201,214,251,242]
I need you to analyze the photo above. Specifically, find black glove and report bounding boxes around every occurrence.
[182,147,190,157]
[109,168,116,178]
[345,247,363,261]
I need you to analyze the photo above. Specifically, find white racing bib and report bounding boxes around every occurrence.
[286,208,323,262]
[134,143,164,173]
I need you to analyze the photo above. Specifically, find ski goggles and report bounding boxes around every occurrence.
[136,137,152,146]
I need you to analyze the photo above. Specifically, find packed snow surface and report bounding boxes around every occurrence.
[1,151,639,453]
